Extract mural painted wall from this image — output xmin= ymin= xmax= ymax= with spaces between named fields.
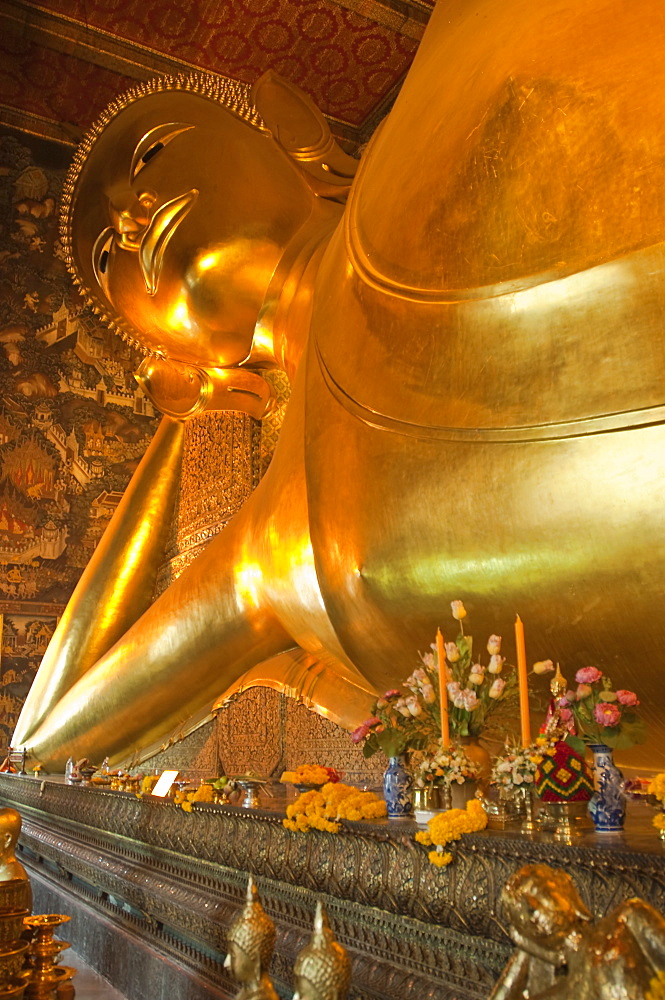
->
xmin=0 ymin=127 xmax=158 ymax=750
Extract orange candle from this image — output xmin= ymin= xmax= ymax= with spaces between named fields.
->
xmin=515 ymin=614 xmax=531 ymax=747
xmin=436 ymin=627 xmax=450 ymax=748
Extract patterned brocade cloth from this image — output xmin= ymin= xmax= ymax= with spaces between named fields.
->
xmin=535 ymin=740 xmax=594 ymax=802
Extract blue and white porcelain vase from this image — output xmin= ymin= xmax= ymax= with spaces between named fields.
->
xmin=588 ymin=742 xmax=626 ymax=832
xmin=383 ymin=756 xmax=413 ymax=817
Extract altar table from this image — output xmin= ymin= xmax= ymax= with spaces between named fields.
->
xmin=0 ymin=773 xmax=663 ymax=1000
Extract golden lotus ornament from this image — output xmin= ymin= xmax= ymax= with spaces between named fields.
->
xmin=12 ymin=0 xmax=665 ymax=769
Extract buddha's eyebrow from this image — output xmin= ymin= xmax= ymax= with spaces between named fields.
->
xmin=129 ymin=123 xmax=195 ymax=182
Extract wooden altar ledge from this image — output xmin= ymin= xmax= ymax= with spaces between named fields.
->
xmin=0 ymin=773 xmax=663 ymax=1000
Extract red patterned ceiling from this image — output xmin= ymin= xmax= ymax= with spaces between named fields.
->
xmin=0 ymin=35 xmax=135 ymax=130
xmin=0 ymin=0 xmax=431 ymax=143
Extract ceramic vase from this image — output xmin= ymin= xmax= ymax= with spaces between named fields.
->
xmin=588 ymin=742 xmax=625 ymax=832
xmin=383 ymin=756 xmax=413 ymax=817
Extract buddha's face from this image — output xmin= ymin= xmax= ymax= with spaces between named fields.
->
xmin=70 ymin=88 xmax=313 ymax=368
xmin=224 ymin=940 xmax=257 ymax=983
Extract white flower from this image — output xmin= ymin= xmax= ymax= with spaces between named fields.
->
xmin=513 ymin=772 xmax=524 ymax=785
xmin=405 ymin=695 xmax=422 ymax=717
xmin=447 ymin=681 xmax=461 ymax=699
xmin=445 ymin=642 xmax=460 ymax=663
xmin=487 ymin=634 xmax=502 ymax=655
xmin=450 ymin=600 xmax=467 ymax=620
xmin=395 ymin=699 xmax=411 ymax=717
xmin=488 ymin=654 xmax=505 ymax=674
xmin=460 ymin=688 xmax=479 ymax=711
xmin=421 ymin=683 xmax=436 ymax=704
xmin=489 ymin=677 xmax=506 ymax=699
xmin=421 ymin=652 xmax=435 ymax=669
xmin=533 ymin=659 xmax=555 ymax=675
xmin=468 ymin=664 xmax=485 ymax=685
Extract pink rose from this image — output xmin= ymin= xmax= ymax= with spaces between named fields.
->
xmin=383 ymin=689 xmax=401 ymax=699
xmin=576 ymin=684 xmax=592 ymax=700
xmin=575 ymin=666 xmax=602 ymax=684
xmin=351 ymin=724 xmax=369 ymax=744
xmin=557 ymin=696 xmax=571 ymax=708
xmin=594 ymin=702 xmax=621 ymax=727
xmin=616 ymin=689 xmax=640 ymax=707
xmin=559 ymin=707 xmax=573 ymax=722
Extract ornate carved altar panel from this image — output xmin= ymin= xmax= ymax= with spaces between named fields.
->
xmin=0 ymin=775 xmax=664 ymax=1000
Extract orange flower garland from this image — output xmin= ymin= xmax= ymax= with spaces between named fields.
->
xmin=283 ymin=782 xmax=386 ymax=833
xmin=415 ymin=799 xmax=487 ymax=867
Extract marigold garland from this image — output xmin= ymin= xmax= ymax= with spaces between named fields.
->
xmin=415 ymin=799 xmax=487 ymax=867
xmin=280 ymin=764 xmax=339 ymax=785
xmin=283 ymin=782 xmax=387 ymax=833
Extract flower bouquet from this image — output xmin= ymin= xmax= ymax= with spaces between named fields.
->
xmin=490 ymin=740 xmax=551 ymax=789
xmin=400 ymin=601 xmax=519 ymax=742
xmin=648 ymin=774 xmax=665 ymax=841
xmin=351 ymin=689 xmax=430 ymax=759
xmin=558 ymin=667 xmax=646 ymax=750
xmin=415 ymin=744 xmax=480 ymax=789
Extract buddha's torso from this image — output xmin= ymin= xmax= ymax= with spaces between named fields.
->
xmin=281 ymin=0 xmax=665 ymax=741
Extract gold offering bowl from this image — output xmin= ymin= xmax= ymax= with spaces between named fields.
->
xmin=0 ymin=909 xmax=29 ymax=945
xmin=0 ymin=974 xmax=31 ymax=1000
xmin=0 ymin=940 xmax=29 ymax=979
xmin=0 ymin=881 xmax=31 ymax=913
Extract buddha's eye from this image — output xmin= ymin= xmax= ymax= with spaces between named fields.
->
xmin=130 ymin=124 xmax=194 ymax=181
xmin=92 ymin=227 xmax=115 ymax=299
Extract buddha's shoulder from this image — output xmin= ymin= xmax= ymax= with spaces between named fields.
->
xmin=349 ymin=0 xmax=665 ymax=295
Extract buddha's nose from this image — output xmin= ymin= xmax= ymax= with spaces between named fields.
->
xmin=108 ymin=190 xmax=156 ymax=249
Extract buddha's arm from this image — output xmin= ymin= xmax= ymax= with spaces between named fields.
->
xmin=13 ymin=416 xmax=185 ymax=747
xmin=17 ymin=488 xmax=296 ymax=768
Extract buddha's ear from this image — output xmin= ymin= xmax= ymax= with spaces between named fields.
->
xmin=252 ymin=70 xmax=358 ymax=203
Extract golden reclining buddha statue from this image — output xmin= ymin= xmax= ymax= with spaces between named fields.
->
xmin=14 ymin=0 xmax=665 ymax=767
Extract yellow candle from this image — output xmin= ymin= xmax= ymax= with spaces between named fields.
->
xmin=515 ymin=614 xmax=531 ymax=747
xmin=436 ymin=627 xmax=450 ymax=748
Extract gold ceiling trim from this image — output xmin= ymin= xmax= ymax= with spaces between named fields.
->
xmin=329 ymin=0 xmax=429 ymax=41
xmin=0 ymin=104 xmax=79 ymax=146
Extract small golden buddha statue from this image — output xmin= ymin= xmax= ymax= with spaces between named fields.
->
xmin=490 ymin=863 xmax=665 ymax=1000
xmin=223 ymin=877 xmax=278 ymax=1000
xmin=292 ymin=902 xmax=350 ymax=1000
xmin=0 ymin=808 xmax=32 ymax=911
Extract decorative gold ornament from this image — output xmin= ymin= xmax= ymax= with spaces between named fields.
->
xmin=14 ymin=0 xmax=665 ymax=769
xmin=223 ymin=877 xmax=278 ymax=1000
xmin=293 ymin=901 xmax=351 ymax=1000
xmin=490 ymin=863 xmax=665 ymax=999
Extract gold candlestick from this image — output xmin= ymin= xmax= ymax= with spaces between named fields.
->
xmin=23 ymin=915 xmax=76 ymax=1000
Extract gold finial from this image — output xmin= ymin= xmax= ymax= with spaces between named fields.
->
xmin=550 ymin=663 xmax=568 ymax=699
xmin=293 ymin=901 xmax=351 ymax=1000
xmin=224 ymin=877 xmax=278 ymax=999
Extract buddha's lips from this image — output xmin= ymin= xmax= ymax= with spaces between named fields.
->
xmin=139 ymin=188 xmax=198 ymax=295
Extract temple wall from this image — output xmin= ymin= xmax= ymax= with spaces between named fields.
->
xmin=0 ymin=128 xmax=159 ymax=750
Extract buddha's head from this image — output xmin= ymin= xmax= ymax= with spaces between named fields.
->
xmin=293 ymin=902 xmax=351 ymax=1000
xmin=501 ymin=864 xmax=591 ymax=956
xmin=223 ymin=877 xmax=275 ymax=984
xmin=61 ymin=71 xmax=355 ymax=372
